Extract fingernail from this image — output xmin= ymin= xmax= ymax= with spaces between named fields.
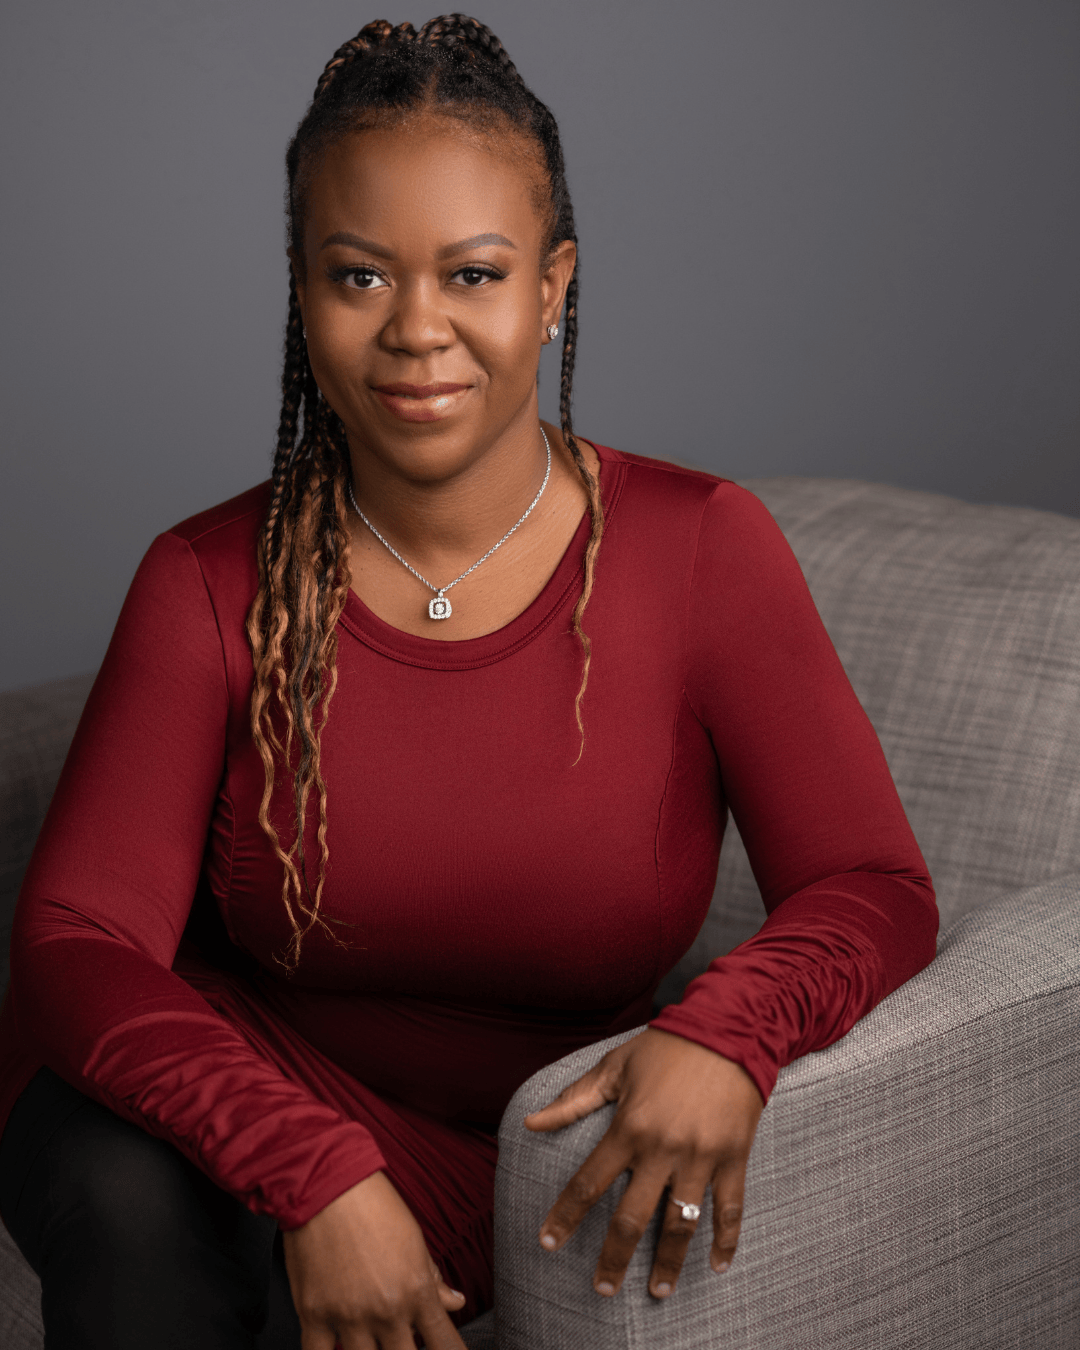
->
xmin=540 ymin=1233 xmax=557 ymax=1250
xmin=655 ymin=1282 xmax=672 ymax=1297
xmin=714 ymin=1260 xmax=730 ymax=1274
xmin=596 ymin=1281 xmax=615 ymax=1297
xmin=451 ymin=1290 xmax=464 ymax=1299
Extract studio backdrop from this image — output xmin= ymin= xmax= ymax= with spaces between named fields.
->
xmin=1 ymin=0 xmax=1078 ymax=690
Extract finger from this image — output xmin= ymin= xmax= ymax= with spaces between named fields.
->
xmin=592 ymin=1168 xmax=669 ymax=1297
xmin=313 ymin=1326 xmax=374 ymax=1350
xmin=298 ymin=1321 xmax=343 ymax=1350
xmin=710 ymin=1166 xmax=747 ymax=1274
xmin=415 ymin=1302 xmax=471 ymax=1350
xmin=649 ymin=1179 xmax=709 ymax=1299
xmin=426 ymin=1255 xmax=466 ymax=1313
xmin=538 ymin=1134 xmax=632 ymax=1252
xmin=370 ymin=1327 xmax=422 ymax=1350
xmin=333 ymin=1332 xmax=377 ymax=1350
xmin=435 ymin=1283 xmax=466 ymax=1312
xmin=523 ymin=1059 xmax=619 ymax=1133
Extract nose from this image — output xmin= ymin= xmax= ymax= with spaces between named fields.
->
xmin=379 ymin=278 xmax=455 ymax=357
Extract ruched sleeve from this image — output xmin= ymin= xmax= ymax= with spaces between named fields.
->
xmin=9 ymin=532 xmax=385 ymax=1228
xmin=650 ymin=483 xmax=938 ymax=1101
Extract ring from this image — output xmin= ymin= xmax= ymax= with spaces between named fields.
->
xmin=669 ymin=1196 xmax=701 ymax=1222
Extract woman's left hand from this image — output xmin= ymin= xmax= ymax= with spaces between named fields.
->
xmin=523 ymin=1027 xmax=764 ymax=1301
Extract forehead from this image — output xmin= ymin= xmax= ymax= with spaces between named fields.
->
xmin=303 ymin=116 xmax=548 ymax=255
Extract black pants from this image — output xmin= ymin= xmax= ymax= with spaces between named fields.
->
xmin=0 ymin=1067 xmax=302 ymax=1349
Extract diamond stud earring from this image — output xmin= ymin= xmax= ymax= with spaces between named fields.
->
xmin=546 ymin=324 xmax=559 ymax=341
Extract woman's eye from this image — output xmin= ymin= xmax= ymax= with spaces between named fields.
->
xmin=453 ymin=267 xmax=498 ymax=287
xmin=341 ymin=268 xmax=387 ymax=290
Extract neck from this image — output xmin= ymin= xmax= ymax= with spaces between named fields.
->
xmin=346 ymin=402 xmax=558 ymax=563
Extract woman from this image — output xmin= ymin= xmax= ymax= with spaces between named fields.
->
xmin=0 ymin=16 xmax=937 ymax=1350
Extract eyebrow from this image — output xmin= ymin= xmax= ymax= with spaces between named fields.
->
xmin=437 ymin=233 xmax=516 ymax=258
xmin=318 ymin=231 xmax=516 ymax=259
xmin=318 ymin=232 xmax=394 ymax=257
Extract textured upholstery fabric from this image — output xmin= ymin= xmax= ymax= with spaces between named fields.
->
xmin=495 ymin=875 xmax=1080 ymax=1349
xmin=0 ymin=1223 xmax=42 ymax=1350
xmin=461 ymin=1307 xmax=498 ymax=1348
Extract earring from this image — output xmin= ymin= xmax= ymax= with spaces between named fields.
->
xmin=302 ymin=327 xmax=307 ymax=341
xmin=546 ymin=324 xmax=559 ymax=341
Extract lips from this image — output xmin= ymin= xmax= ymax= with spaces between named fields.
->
xmin=375 ymin=382 xmax=470 ymax=398
xmin=372 ymin=382 xmax=472 ymax=423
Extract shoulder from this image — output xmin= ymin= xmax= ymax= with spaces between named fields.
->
xmin=590 ymin=441 xmax=776 ymax=539
xmin=594 ymin=442 xmax=724 ymax=497
xmin=163 ymin=481 xmax=271 ymax=556
xmin=120 ymin=484 xmax=269 ymax=674
xmin=149 ymin=481 xmax=270 ymax=605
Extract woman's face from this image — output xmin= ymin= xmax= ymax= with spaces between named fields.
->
xmin=294 ymin=114 xmax=575 ymax=486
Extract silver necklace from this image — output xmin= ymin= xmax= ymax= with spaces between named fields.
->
xmin=348 ymin=427 xmax=552 ymax=621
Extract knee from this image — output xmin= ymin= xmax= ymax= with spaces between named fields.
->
xmin=49 ymin=1100 xmax=277 ymax=1275
xmin=29 ymin=1101 xmax=277 ymax=1345
xmin=54 ymin=1106 xmax=206 ymax=1257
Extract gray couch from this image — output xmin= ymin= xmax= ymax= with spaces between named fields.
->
xmin=3 ymin=477 xmax=1079 ymax=1348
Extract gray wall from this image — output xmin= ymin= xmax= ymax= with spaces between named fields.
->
xmin=2 ymin=0 xmax=1077 ymax=692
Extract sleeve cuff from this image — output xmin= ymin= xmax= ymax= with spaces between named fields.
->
xmin=272 ymin=1125 xmax=388 ymax=1230
xmin=648 ymin=1006 xmax=779 ymax=1104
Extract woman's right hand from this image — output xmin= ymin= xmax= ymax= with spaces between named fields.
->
xmin=282 ymin=1170 xmax=469 ymax=1349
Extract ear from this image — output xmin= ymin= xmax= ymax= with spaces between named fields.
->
xmin=540 ymin=239 xmax=577 ymax=340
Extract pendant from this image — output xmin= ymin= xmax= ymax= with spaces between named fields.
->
xmin=428 ymin=593 xmax=452 ymax=621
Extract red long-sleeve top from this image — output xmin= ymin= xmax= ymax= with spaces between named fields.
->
xmin=0 ymin=445 xmax=937 ymax=1234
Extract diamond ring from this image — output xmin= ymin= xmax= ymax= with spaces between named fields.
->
xmin=669 ymin=1196 xmax=701 ymax=1222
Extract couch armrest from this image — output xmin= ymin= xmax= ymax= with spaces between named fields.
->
xmin=493 ymin=876 xmax=1080 ymax=1349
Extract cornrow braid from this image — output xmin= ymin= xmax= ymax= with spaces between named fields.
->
xmin=314 ymin=20 xmax=416 ymax=100
xmin=414 ymin=14 xmax=519 ymax=74
xmin=248 ymin=15 xmax=600 ymax=963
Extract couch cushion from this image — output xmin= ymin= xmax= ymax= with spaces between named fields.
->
xmin=0 ymin=1223 xmax=41 ymax=1350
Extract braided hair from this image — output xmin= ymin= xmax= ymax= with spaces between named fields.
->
xmin=246 ymin=16 xmax=602 ymax=966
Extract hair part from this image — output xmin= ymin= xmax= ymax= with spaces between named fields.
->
xmin=247 ymin=15 xmax=603 ymax=965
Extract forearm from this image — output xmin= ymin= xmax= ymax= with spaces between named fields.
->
xmin=650 ymin=871 xmax=937 ymax=1101
xmin=11 ymin=924 xmax=383 ymax=1228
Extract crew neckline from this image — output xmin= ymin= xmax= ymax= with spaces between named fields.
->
xmin=338 ymin=440 xmax=624 ymax=670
